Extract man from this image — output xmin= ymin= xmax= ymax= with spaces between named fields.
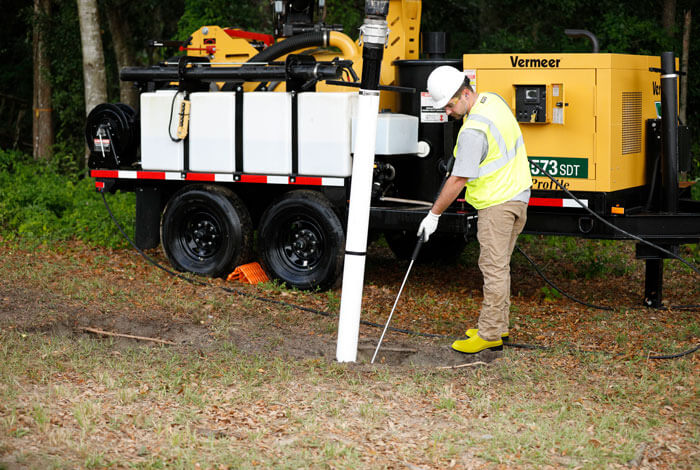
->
xmin=417 ymin=66 xmax=533 ymax=354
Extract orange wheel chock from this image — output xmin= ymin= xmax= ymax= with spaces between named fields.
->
xmin=227 ymin=262 xmax=269 ymax=285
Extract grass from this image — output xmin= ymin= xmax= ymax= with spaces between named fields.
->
xmin=0 ymin=329 xmax=697 ymax=468
xmin=0 ymin=191 xmax=698 ymax=468
xmin=517 ymin=235 xmax=637 ymax=279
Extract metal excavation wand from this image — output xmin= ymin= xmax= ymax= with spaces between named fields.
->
xmin=371 ymin=237 xmax=424 ymax=364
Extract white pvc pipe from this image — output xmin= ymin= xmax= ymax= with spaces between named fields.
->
xmin=336 ymin=89 xmax=381 ymax=362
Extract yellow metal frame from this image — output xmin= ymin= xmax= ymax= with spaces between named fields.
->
xmin=185 ymin=0 xmax=421 ymax=111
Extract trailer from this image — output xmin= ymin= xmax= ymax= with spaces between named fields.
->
xmin=87 ymin=0 xmax=699 ymax=305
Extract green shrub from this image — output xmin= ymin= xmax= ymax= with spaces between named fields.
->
xmin=0 ymin=148 xmax=31 ymax=172
xmin=691 ymin=178 xmax=700 ymax=202
xmin=0 ymin=148 xmax=134 ymax=248
xmin=518 ymin=235 xmax=631 ymax=279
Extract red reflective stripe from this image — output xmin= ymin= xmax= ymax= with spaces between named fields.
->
xmin=240 ymin=174 xmax=267 ymax=183
xmin=182 ymin=46 xmax=216 ymax=54
xmin=137 ymin=171 xmax=165 ymax=180
xmin=529 ymin=198 xmax=563 ymax=207
xmin=186 ymin=173 xmax=216 ymax=181
xmin=223 ymin=29 xmax=275 ymax=46
xmin=291 ymin=176 xmax=322 ymax=185
xmin=91 ymin=169 xmax=332 ymax=186
xmin=95 ymin=181 xmax=105 ymax=189
xmin=91 ymin=170 xmax=118 ymax=178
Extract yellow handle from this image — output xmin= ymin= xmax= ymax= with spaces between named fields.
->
xmin=176 ymin=99 xmax=191 ymax=140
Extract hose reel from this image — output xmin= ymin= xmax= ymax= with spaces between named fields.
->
xmin=85 ymin=103 xmax=139 ymax=169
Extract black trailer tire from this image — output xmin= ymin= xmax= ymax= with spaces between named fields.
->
xmin=161 ymin=185 xmax=253 ymax=277
xmin=258 ymin=190 xmax=345 ymax=290
xmin=384 ymin=230 xmax=466 ymax=264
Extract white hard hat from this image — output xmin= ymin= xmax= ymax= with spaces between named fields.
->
xmin=427 ymin=66 xmax=465 ymax=108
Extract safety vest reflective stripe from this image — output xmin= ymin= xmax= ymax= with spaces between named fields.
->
xmin=455 ymin=93 xmax=532 ymax=210
xmin=466 ymin=113 xmax=526 ymax=177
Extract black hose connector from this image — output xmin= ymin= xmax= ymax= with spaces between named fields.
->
xmin=564 ymin=29 xmax=600 ymax=53
xmin=423 ymin=32 xmax=447 ymax=59
xmin=361 ymin=44 xmax=384 ymax=91
xmin=365 ymin=0 xmax=389 ymax=17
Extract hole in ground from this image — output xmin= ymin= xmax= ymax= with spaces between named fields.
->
xmin=356 ymin=340 xmax=504 ymax=367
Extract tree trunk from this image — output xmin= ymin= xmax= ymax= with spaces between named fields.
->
xmin=77 ymin=0 xmax=107 ymax=165
xmin=105 ymin=6 xmax=138 ymax=109
xmin=679 ymin=9 xmax=690 ymax=125
xmin=662 ymin=0 xmax=676 ymax=36
xmin=32 ymin=0 xmax=54 ymax=160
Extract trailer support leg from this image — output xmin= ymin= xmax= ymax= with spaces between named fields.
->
xmin=643 ymin=258 xmax=663 ymax=308
xmin=135 ymin=186 xmax=161 ymax=250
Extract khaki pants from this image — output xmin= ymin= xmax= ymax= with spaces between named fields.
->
xmin=476 ymin=201 xmax=528 ymax=341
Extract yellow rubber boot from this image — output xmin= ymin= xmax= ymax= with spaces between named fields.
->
xmin=452 ymin=334 xmax=503 ymax=354
xmin=465 ymin=328 xmax=509 ymax=342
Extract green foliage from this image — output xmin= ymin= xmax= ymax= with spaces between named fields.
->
xmin=45 ymin=0 xmax=86 ymax=154
xmin=683 ymin=243 xmax=700 ymax=267
xmin=0 ymin=148 xmax=134 ymax=248
xmin=690 ymin=142 xmax=700 ymax=197
xmin=324 ymin=0 xmax=365 ymax=39
xmin=0 ymin=1 xmax=33 ymax=152
xmin=539 ymin=285 xmax=562 ymax=302
xmin=692 ymin=180 xmax=700 ymax=201
xmin=598 ymin=6 xmax=673 ymax=54
xmin=520 ymin=236 xmax=632 ymax=280
xmin=0 ymin=148 xmax=31 ymax=172
xmin=569 ymin=240 xmax=631 ymax=279
xmin=176 ymin=0 xmax=272 ymax=40
xmin=421 ymin=0 xmax=477 ymax=56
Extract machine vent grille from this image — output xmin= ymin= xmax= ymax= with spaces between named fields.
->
xmin=622 ymin=92 xmax=642 ymax=154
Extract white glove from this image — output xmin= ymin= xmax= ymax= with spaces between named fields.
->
xmin=417 ymin=211 xmax=441 ymax=242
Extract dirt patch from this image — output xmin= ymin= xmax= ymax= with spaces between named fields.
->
xmin=0 ymin=281 xmax=214 ymax=349
xmin=0 ymin=283 xmax=492 ymax=369
xmin=0 ymin=239 xmax=698 ymax=366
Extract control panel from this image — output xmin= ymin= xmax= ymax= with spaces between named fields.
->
xmin=515 ymin=85 xmax=546 ymax=123
xmin=514 ymin=83 xmax=565 ymax=125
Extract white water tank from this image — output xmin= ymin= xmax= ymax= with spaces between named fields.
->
xmin=189 ymin=92 xmax=236 ymax=173
xmin=140 ymin=90 xmax=184 ymax=171
xmin=352 ymin=112 xmax=419 ymax=155
xmin=298 ymin=92 xmax=356 ymax=177
xmin=139 ymin=90 xmax=417 ymax=177
xmin=243 ymin=92 xmax=293 ymax=175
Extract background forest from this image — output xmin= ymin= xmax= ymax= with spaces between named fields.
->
xmin=0 ymin=0 xmax=697 ymax=178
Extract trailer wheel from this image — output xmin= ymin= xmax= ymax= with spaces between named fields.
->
xmin=258 ymin=190 xmax=345 ymax=290
xmin=384 ymin=230 xmax=466 ymax=264
xmin=161 ymin=185 xmax=253 ymax=277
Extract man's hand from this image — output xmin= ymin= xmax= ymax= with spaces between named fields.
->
xmin=417 ymin=211 xmax=441 ymax=242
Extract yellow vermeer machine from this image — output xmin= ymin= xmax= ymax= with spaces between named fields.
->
xmin=467 ymin=53 xmax=665 ymax=194
xmin=87 ymin=0 xmax=698 ymax=305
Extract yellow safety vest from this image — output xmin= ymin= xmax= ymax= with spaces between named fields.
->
xmin=454 ymin=92 xmax=533 ymax=210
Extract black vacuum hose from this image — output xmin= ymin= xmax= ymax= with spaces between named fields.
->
xmin=245 ymin=31 xmax=330 ymax=91
xmin=247 ymin=31 xmax=328 ymax=64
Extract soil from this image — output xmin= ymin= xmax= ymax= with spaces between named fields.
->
xmin=0 ymin=258 xmax=488 ymax=369
xmin=0 ymin=238 xmax=697 ymax=366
